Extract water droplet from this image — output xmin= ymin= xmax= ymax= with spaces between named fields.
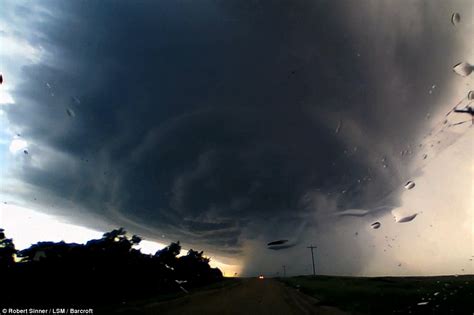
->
xmin=417 ymin=302 xmax=429 ymax=306
xmin=433 ymin=292 xmax=440 ymax=296
xmin=371 ymin=222 xmax=381 ymax=229
xmin=397 ymin=213 xmax=418 ymax=223
xmin=451 ymin=13 xmax=461 ymax=25
xmin=453 ymin=62 xmax=473 ymax=77
xmin=335 ymin=120 xmax=342 ymax=134
xmin=66 ymin=108 xmax=75 ymax=117
xmin=404 ymin=181 xmax=415 ymax=190
xmin=72 ymin=96 xmax=81 ymax=104
xmin=383 ymin=164 xmax=388 ymax=168
xmin=46 ymin=82 xmax=51 ymax=89
xmin=337 ymin=209 xmax=369 ymax=217
xmin=468 ymin=91 xmax=474 ymax=100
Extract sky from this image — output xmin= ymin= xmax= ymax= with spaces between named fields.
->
xmin=0 ymin=0 xmax=472 ymax=277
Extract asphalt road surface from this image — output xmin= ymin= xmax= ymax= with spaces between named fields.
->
xmin=122 ymin=278 xmax=348 ymax=315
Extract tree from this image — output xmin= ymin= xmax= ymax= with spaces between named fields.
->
xmin=1 ymin=228 xmax=223 ymax=305
xmin=155 ymin=241 xmax=181 ymax=268
xmin=0 ymin=228 xmax=16 ymax=270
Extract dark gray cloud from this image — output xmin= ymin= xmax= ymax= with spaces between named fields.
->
xmin=2 ymin=0 xmax=470 ymax=274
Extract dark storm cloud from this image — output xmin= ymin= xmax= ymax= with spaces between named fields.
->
xmin=3 ymin=0 xmax=468 ymax=272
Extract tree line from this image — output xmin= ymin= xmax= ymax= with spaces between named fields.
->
xmin=0 ymin=227 xmax=223 ymax=306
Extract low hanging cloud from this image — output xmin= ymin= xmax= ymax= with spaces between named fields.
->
xmin=0 ymin=0 xmax=472 ymax=275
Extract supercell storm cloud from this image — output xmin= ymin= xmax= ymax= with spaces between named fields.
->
xmin=0 ymin=0 xmax=472 ymax=275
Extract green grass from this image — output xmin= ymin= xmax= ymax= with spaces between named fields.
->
xmin=279 ymin=275 xmax=474 ymax=314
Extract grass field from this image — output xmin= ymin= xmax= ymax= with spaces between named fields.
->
xmin=279 ymin=275 xmax=474 ymax=314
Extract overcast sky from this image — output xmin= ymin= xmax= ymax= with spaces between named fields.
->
xmin=0 ymin=0 xmax=472 ymax=276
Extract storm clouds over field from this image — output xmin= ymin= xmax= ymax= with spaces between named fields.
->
xmin=1 ymin=0 xmax=472 ymax=275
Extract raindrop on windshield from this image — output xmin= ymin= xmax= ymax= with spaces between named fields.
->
xmin=397 ymin=213 xmax=418 ymax=223
xmin=337 ymin=209 xmax=369 ymax=217
xmin=404 ymin=181 xmax=415 ymax=190
xmin=452 ymin=62 xmax=473 ymax=77
xmin=335 ymin=120 xmax=342 ymax=134
xmin=72 ymin=96 xmax=81 ymax=104
xmin=66 ymin=108 xmax=75 ymax=117
xmin=468 ymin=91 xmax=474 ymax=100
xmin=371 ymin=222 xmax=381 ymax=229
xmin=451 ymin=13 xmax=461 ymax=25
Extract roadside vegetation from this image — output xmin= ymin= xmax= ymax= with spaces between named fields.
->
xmin=280 ymin=275 xmax=474 ymax=314
xmin=0 ymin=227 xmax=223 ymax=307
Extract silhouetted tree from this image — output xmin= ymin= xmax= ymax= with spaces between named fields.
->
xmin=0 ymin=228 xmax=16 ymax=270
xmin=175 ymin=249 xmax=222 ymax=285
xmin=155 ymin=241 xmax=181 ymax=269
xmin=1 ymin=228 xmax=223 ymax=306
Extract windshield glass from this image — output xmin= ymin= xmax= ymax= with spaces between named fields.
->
xmin=0 ymin=0 xmax=472 ymax=313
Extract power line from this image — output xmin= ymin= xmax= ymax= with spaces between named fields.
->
xmin=307 ymin=245 xmax=317 ymax=276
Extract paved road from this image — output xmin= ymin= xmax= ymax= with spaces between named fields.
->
xmin=123 ymin=279 xmax=348 ymax=315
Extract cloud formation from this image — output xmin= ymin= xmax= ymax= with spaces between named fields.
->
xmin=1 ymin=0 xmax=472 ymax=275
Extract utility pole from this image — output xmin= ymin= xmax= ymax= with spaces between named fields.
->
xmin=307 ymin=245 xmax=317 ymax=276
xmin=282 ymin=265 xmax=286 ymax=277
